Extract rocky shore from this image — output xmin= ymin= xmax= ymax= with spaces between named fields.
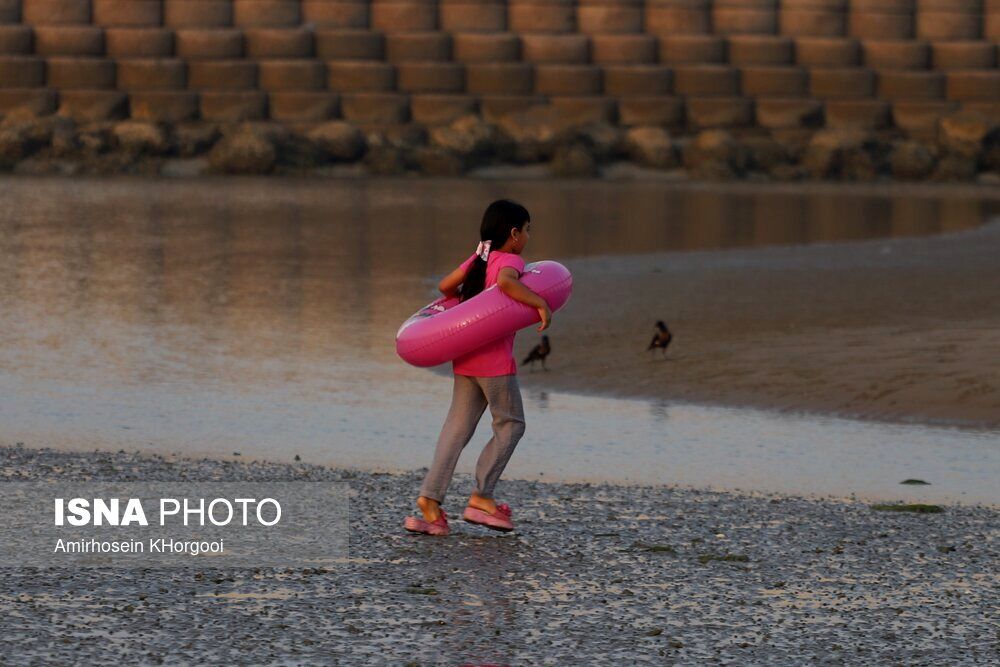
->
xmin=2 ymin=105 xmax=1000 ymax=182
xmin=0 ymin=444 xmax=996 ymax=665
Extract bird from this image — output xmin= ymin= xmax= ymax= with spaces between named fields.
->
xmin=647 ymin=321 xmax=672 ymax=358
xmin=521 ymin=335 xmax=551 ymax=371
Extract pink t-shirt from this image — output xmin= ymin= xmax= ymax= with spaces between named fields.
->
xmin=452 ymin=249 xmax=526 ymax=377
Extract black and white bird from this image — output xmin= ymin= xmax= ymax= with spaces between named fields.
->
xmin=522 ymin=335 xmax=551 ymax=371
xmin=647 ymin=321 xmax=672 ymax=358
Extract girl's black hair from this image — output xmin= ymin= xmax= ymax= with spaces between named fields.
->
xmin=459 ymin=199 xmax=531 ymax=302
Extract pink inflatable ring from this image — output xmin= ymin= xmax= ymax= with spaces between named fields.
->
xmin=396 ymin=260 xmax=573 ymax=368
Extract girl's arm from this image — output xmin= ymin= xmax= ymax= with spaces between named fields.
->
xmin=438 ymin=263 xmax=470 ymax=298
xmin=497 ymin=267 xmax=552 ymax=331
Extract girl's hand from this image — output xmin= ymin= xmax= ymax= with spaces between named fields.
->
xmin=496 ymin=268 xmax=552 ymax=330
xmin=537 ymin=303 xmax=552 ymax=331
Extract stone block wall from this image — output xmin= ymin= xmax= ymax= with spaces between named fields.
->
xmin=0 ymin=0 xmax=997 ymax=133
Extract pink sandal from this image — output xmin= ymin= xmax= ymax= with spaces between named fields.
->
xmin=463 ymin=502 xmax=514 ymax=532
xmin=404 ymin=509 xmax=450 ymax=536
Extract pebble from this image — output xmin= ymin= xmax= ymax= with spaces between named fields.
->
xmin=0 ymin=445 xmax=995 ymax=665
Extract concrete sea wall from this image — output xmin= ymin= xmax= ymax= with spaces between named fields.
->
xmin=2 ymin=0 xmax=999 ymax=129
xmin=0 ymin=1 xmax=998 ymax=177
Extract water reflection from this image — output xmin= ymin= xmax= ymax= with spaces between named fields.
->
xmin=527 ymin=388 xmax=550 ymax=412
xmin=648 ymin=400 xmax=670 ymax=423
xmin=2 ymin=178 xmax=995 ymax=384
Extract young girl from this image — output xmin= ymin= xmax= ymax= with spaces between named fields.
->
xmin=404 ymin=199 xmax=552 ymax=537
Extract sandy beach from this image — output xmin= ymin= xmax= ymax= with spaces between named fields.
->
xmin=1 ymin=445 xmax=996 ymax=666
xmin=521 ymin=214 xmax=1000 ymax=429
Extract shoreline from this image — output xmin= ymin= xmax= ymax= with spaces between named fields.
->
xmin=4 ymin=159 xmax=1000 ymax=190
xmin=7 ymin=437 xmax=994 ymax=508
xmin=507 ymin=220 xmax=1000 ymax=430
xmin=3 ymin=109 xmax=1000 ymax=184
xmin=515 ymin=364 xmax=1000 ymax=433
xmin=12 ymin=388 xmax=999 ymax=504
xmin=0 ymin=444 xmax=864 ymax=501
xmin=7 ymin=166 xmax=1000 ymax=197
xmin=435 ymin=363 xmax=999 ymax=434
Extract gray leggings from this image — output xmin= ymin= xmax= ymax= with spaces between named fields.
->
xmin=419 ymin=373 xmax=526 ymax=503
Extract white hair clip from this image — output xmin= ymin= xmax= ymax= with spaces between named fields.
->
xmin=475 ymin=239 xmax=492 ymax=261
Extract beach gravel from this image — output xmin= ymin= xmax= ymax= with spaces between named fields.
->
xmin=0 ymin=445 xmax=996 ymax=666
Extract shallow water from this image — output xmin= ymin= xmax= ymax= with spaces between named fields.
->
xmin=1 ymin=178 xmax=998 ymax=504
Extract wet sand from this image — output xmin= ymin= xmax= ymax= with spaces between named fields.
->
xmin=524 ymin=218 xmax=1000 ymax=429
xmin=1 ymin=445 xmax=996 ymax=665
